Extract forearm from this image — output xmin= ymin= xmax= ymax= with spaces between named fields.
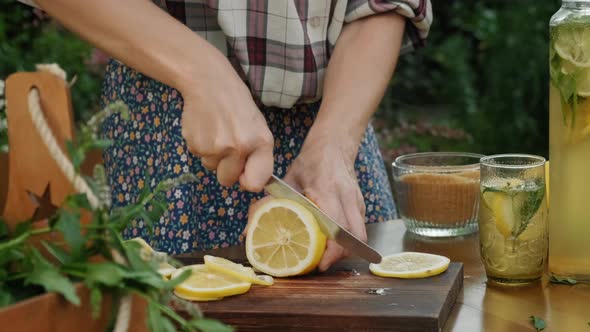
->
xmin=310 ymin=12 xmax=405 ymax=158
xmin=34 ymin=0 xmax=238 ymax=95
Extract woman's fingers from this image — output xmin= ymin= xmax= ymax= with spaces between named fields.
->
xmin=239 ymin=140 xmax=274 ymax=192
xmin=200 ymin=155 xmax=221 ymax=171
xmin=341 ymin=189 xmax=367 ymax=243
xmin=216 ymin=153 xmax=246 ymax=187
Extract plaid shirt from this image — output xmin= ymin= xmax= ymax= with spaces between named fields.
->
xmin=21 ymin=0 xmax=432 ymax=108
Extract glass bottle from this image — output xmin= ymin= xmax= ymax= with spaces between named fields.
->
xmin=549 ymin=0 xmax=590 ymax=281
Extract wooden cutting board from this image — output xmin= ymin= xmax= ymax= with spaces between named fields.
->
xmin=175 ymin=247 xmax=463 ymax=332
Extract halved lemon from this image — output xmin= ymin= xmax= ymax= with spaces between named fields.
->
xmin=204 ymin=255 xmax=274 ymax=286
xmin=245 ymin=198 xmax=326 ymax=277
xmin=369 ymin=252 xmax=450 ymax=278
xmin=172 ymin=264 xmax=251 ymax=300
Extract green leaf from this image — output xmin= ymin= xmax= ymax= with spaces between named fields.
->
xmin=66 ymin=140 xmax=85 ymax=171
xmin=25 ymin=250 xmax=80 ymax=306
xmin=0 ymin=218 xmax=9 ymax=240
xmin=188 ymin=318 xmax=234 ymax=332
xmin=549 ymin=275 xmax=577 ymax=285
xmin=15 ymin=221 xmax=32 ymax=237
xmin=529 ymin=315 xmax=546 ymax=331
xmin=146 ymin=301 xmax=164 ymax=332
xmin=161 ymin=317 xmax=176 ymax=332
xmin=86 ymin=262 xmax=124 ymax=287
xmin=41 ymin=241 xmax=71 ymax=265
xmin=65 ymin=193 xmax=92 ymax=211
xmin=89 ymin=286 xmax=103 ymax=319
xmin=54 ymin=210 xmax=85 ymax=256
xmin=165 ymin=269 xmax=191 ymax=290
xmin=0 ymin=286 xmax=14 ymax=307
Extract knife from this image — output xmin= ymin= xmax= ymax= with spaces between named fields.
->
xmin=264 ymin=175 xmax=382 ymax=264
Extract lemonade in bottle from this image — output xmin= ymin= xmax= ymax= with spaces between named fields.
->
xmin=549 ymin=0 xmax=590 ymax=281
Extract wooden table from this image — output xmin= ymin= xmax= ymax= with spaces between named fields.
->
xmin=366 ymin=220 xmax=590 ymax=332
xmin=182 ymin=220 xmax=590 ymax=331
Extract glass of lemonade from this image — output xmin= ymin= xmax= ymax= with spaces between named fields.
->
xmin=478 ymin=154 xmax=547 ymax=286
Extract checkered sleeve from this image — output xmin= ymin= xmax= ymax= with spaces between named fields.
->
xmin=344 ymin=0 xmax=433 ymax=54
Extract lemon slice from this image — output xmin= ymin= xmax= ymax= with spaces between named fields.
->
xmin=369 ymin=252 xmax=450 ymax=278
xmin=554 ymin=26 xmax=590 ymax=67
xmin=245 ymin=198 xmax=326 ymax=277
xmin=172 ymin=292 xmax=222 ymax=302
xmin=204 ymin=255 xmax=274 ymax=286
xmin=482 ymin=190 xmax=515 ymax=238
xmin=157 ymin=262 xmax=176 ymax=279
xmin=172 ymin=264 xmax=251 ymax=300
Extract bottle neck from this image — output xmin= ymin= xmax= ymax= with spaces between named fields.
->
xmin=563 ymin=1 xmax=590 ymax=9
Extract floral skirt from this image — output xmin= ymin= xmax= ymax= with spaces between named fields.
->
xmin=101 ymin=59 xmax=397 ymax=254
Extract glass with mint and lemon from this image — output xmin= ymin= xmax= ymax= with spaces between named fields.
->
xmin=478 ymin=155 xmax=547 ymax=286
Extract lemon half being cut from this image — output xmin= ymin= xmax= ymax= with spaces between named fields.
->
xmin=245 ymin=198 xmax=326 ymax=277
xmin=172 ymin=264 xmax=251 ymax=300
xmin=369 ymin=252 xmax=450 ymax=278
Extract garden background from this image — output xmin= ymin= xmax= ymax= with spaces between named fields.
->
xmin=0 ymin=0 xmax=560 ymax=163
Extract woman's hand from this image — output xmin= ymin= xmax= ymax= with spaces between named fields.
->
xmin=283 ymin=132 xmax=366 ymax=272
xmin=179 ymin=61 xmax=274 ymax=192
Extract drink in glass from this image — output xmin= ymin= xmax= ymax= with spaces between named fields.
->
xmin=478 ymin=154 xmax=547 ymax=286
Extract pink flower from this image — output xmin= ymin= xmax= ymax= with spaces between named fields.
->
xmin=117 ymin=150 xmax=123 ymax=158
xmin=131 ymin=86 xmax=136 ymax=95
xmin=136 ymin=93 xmax=144 ymax=102
xmin=176 ymin=201 xmax=185 ymax=209
xmin=150 ymin=103 xmax=156 ymax=112
xmin=168 ymin=231 xmax=174 ymax=239
xmin=135 ymin=167 xmax=140 ymax=174
xmin=149 ymin=167 xmax=154 ymax=175
xmin=201 ymin=224 xmax=207 ymax=230
xmin=208 ymin=231 xmax=215 ymax=240
xmin=172 ymin=90 xmax=178 ymax=98
xmin=285 ymin=126 xmax=291 ymax=135
xmin=126 ymin=157 xmax=131 ymax=165
xmin=163 ymin=103 xmax=168 ymax=111
xmin=144 ymin=134 xmax=151 ymax=142
xmin=136 ymin=114 xmax=142 ymax=121
xmin=204 ymin=178 xmax=210 ymax=185
xmin=231 ymin=191 xmax=238 ymax=199
xmin=132 ymin=228 xmax=138 ymax=236
xmin=237 ymin=212 xmax=243 ymax=219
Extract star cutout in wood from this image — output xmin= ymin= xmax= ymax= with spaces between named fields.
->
xmin=27 ymin=183 xmax=58 ymax=221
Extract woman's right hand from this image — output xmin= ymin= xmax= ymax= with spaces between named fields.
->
xmin=178 ymin=63 xmax=274 ymax=192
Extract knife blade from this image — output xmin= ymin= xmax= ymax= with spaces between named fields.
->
xmin=264 ymin=175 xmax=382 ymax=264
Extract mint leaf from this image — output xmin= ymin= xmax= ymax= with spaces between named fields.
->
xmin=165 ymin=269 xmax=191 ymax=289
xmin=86 ymin=262 xmax=124 ymax=287
xmin=530 ymin=316 xmax=546 ymax=331
xmin=54 ymin=210 xmax=85 ymax=256
xmin=89 ymin=286 xmax=102 ymax=319
xmin=189 ymin=318 xmax=234 ymax=332
xmin=41 ymin=241 xmax=71 ymax=265
xmin=25 ymin=250 xmax=80 ymax=305
xmin=147 ymin=301 xmax=164 ymax=332
xmin=550 ymin=275 xmax=577 ymax=285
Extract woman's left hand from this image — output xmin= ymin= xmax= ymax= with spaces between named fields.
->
xmin=282 ymin=132 xmax=366 ymax=272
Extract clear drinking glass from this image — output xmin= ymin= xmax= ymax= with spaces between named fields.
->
xmin=478 ymin=154 xmax=548 ymax=286
xmin=392 ymin=152 xmax=483 ymax=237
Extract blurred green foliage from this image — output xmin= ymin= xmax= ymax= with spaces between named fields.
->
xmin=0 ymin=1 xmax=103 ymax=150
xmin=378 ymin=0 xmax=561 ymax=158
